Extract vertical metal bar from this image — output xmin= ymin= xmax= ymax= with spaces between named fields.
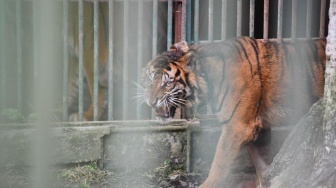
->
xmin=306 ymin=0 xmax=312 ymax=39
xmin=174 ymin=2 xmax=182 ymax=43
xmin=186 ymin=129 xmax=191 ymax=172
xmin=319 ymin=0 xmax=326 ymax=38
xmin=33 ymin=0 xmax=40 ymax=109
xmin=208 ymin=0 xmax=213 ymax=42
xmin=221 ymin=0 xmax=227 ymax=40
xmin=167 ymin=0 xmax=172 ymax=50
xmin=277 ymin=0 xmax=283 ymax=41
xmin=186 ymin=0 xmax=191 ymax=44
xmin=237 ymin=0 xmax=242 ymax=37
xmin=93 ymin=0 xmax=99 ymax=121
xmin=108 ymin=0 xmax=114 ymax=120
xmin=291 ymin=0 xmax=297 ymax=40
xmin=0 ymin=0 xmax=6 ymax=111
xmin=78 ymin=0 xmax=84 ymax=121
xmin=32 ymin=1 xmax=58 ymax=186
xmin=249 ymin=0 xmax=255 ymax=38
xmin=63 ymin=0 xmax=69 ymax=121
xmin=263 ymin=0 xmax=269 ymax=40
xmin=153 ymin=0 xmax=159 ymax=119
xmin=194 ymin=0 xmax=199 ymax=43
xmin=137 ymin=0 xmax=143 ymax=119
xmin=181 ymin=0 xmax=186 ymax=42
xmin=153 ymin=0 xmax=158 ymax=54
xmin=122 ymin=0 xmax=129 ymax=120
xmin=16 ymin=0 xmax=23 ymax=112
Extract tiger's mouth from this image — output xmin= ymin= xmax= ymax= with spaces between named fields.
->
xmin=155 ymin=104 xmax=177 ymax=119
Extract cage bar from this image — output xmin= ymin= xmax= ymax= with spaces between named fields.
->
xmin=208 ymin=0 xmax=213 ymax=42
xmin=137 ymin=0 xmax=144 ymax=119
xmin=167 ymin=0 xmax=172 ymax=49
xmin=320 ymin=0 xmax=326 ymax=38
xmin=181 ymin=0 xmax=187 ymax=42
xmin=152 ymin=0 xmax=159 ymax=119
xmin=306 ymin=0 xmax=312 ymax=39
xmin=186 ymin=0 xmax=191 ymax=43
xmin=122 ymin=0 xmax=129 ymax=120
xmin=0 ymin=0 xmax=6 ymax=110
xmin=263 ymin=0 xmax=269 ymax=40
xmin=33 ymin=0 xmax=40 ymax=110
xmin=93 ymin=0 xmax=99 ymax=121
xmin=78 ymin=0 xmax=84 ymax=121
xmin=194 ymin=0 xmax=199 ymax=43
xmin=221 ymin=0 xmax=227 ymax=40
xmin=152 ymin=0 xmax=158 ymax=54
xmin=173 ymin=2 xmax=182 ymax=43
xmin=63 ymin=0 xmax=69 ymax=121
xmin=237 ymin=0 xmax=242 ymax=37
xmin=153 ymin=0 xmax=158 ymax=54
xmin=249 ymin=0 xmax=255 ymax=38
xmin=291 ymin=0 xmax=297 ymax=40
xmin=16 ymin=0 xmax=23 ymax=112
xmin=108 ymin=0 xmax=114 ymax=120
xmin=277 ymin=0 xmax=283 ymax=41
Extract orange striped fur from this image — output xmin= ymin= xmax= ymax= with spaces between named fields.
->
xmin=143 ymin=36 xmax=326 ymax=187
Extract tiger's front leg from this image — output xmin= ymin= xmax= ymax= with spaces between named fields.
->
xmin=200 ymin=117 xmax=262 ymax=188
xmin=200 ymin=69 xmax=265 ymax=187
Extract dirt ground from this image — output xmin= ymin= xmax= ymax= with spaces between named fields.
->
xmin=0 ymin=162 xmax=206 ymax=188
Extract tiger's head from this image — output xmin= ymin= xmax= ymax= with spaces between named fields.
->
xmin=139 ymin=41 xmax=206 ymax=121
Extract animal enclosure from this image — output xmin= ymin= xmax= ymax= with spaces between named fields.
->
xmin=0 ymin=0 xmax=330 ymax=123
xmin=0 ymin=0 xmax=331 ymax=187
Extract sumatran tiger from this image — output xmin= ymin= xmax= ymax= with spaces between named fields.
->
xmin=66 ymin=2 xmax=167 ymax=121
xmin=140 ymin=36 xmax=326 ymax=187
xmin=67 ymin=2 xmax=109 ymax=121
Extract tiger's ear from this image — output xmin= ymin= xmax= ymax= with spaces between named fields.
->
xmin=163 ymin=41 xmax=189 ymax=62
xmin=170 ymin=41 xmax=189 ymax=53
xmin=170 ymin=41 xmax=189 ymax=57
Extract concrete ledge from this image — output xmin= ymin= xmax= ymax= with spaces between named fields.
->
xmin=0 ymin=125 xmax=110 ymax=166
xmin=0 ymin=120 xmax=292 ymax=178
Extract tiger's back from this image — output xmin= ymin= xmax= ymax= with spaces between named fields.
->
xmin=187 ymin=37 xmax=326 ymax=128
xmin=258 ymin=38 xmax=325 ymax=127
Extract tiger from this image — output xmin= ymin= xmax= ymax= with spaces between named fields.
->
xmin=66 ymin=1 xmax=109 ymax=121
xmin=140 ymin=36 xmax=326 ymax=187
xmin=66 ymin=2 xmax=168 ymax=121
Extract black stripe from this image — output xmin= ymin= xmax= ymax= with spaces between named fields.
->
xmin=251 ymin=38 xmax=259 ymax=51
xmin=216 ymin=59 xmax=226 ymax=102
xmin=175 ymin=68 xmax=181 ymax=77
xmin=221 ymin=100 xmax=241 ymax=124
xmin=249 ymin=38 xmax=261 ymax=74
xmin=236 ymin=39 xmax=253 ymax=76
xmin=217 ymin=84 xmax=230 ymax=113
xmin=170 ymin=62 xmax=177 ymax=66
